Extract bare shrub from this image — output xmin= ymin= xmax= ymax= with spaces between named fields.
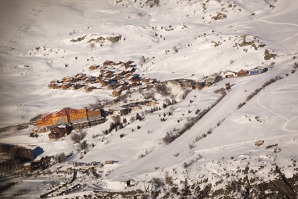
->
xmin=188 ymin=143 xmax=195 ymax=149
xmin=71 ymin=130 xmax=86 ymax=143
xmin=214 ymin=88 xmax=226 ymax=95
xmin=111 ymin=115 xmax=121 ymax=123
xmin=246 ymin=76 xmax=283 ymax=101
xmin=164 ymin=173 xmax=173 ymax=186
xmin=79 ymin=140 xmax=88 ymax=151
xmin=238 ymin=102 xmax=246 ymax=109
xmin=55 ymin=152 xmax=66 ymax=163
xmin=155 ymin=84 xmax=170 ymax=96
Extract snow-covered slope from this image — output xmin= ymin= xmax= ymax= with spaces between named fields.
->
xmin=0 ymin=0 xmax=297 ymax=198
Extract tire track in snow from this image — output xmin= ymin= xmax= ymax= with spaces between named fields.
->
xmin=256 ymin=95 xmax=288 ymax=121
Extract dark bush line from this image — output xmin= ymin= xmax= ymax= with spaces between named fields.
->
xmin=238 ymin=76 xmax=283 ymax=109
xmin=291 ymin=62 xmax=297 ymax=74
xmin=163 ymin=92 xmax=226 ymax=145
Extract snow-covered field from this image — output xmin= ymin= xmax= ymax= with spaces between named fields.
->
xmin=0 ymin=0 xmax=297 ymax=198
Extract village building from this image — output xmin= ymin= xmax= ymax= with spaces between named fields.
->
xmin=104 ymin=160 xmax=114 ymax=164
xmin=255 ymin=66 xmax=268 ymax=73
xmin=223 ymin=71 xmax=237 ymax=78
xmin=62 ymin=76 xmax=71 ymax=82
xmin=249 ymin=68 xmax=261 ymax=75
xmin=35 ymin=107 xmax=102 ymax=130
xmin=109 ymin=107 xmax=131 ymax=116
xmin=48 ymin=125 xmax=72 ymax=140
xmin=73 ymin=84 xmax=83 ymax=90
xmin=125 ymin=73 xmax=133 ymax=79
xmin=112 ymin=90 xmax=122 ymax=97
xmin=61 ymin=83 xmax=71 ymax=90
xmin=237 ymin=69 xmax=248 ymax=77
xmin=146 ymin=101 xmax=157 ymax=106
xmin=118 ymin=85 xmax=130 ymax=91
xmin=84 ymin=86 xmax=93 ymax=92
xmin=89 ymin=65 xmax=99 ymax=70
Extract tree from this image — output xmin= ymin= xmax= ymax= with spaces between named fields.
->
xmin=136 ymin=113 xmax=143 ymax=121
xmin=80 ymin=140 xmax=88 ymax=151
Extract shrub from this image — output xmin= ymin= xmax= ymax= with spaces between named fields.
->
xmin=136 ymin=113 xmax=143 ymax=121
xmin=79 ymin=140 xmax=88 ymax=151
xmin=155 ymin=84 xmax=170 ymax=96
xmin=55 ymin=152 xmax=66 ymax=163
xmin=238 ymin=102 xmax=246 ymax=109
xmin=71 ymin=130 xmax=86 ymax=143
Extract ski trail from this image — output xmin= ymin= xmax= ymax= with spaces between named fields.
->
xmin=255 ymin=18 xmax=298 ymax=28
xmin=283 ymin=116 xmax=298 ymax=133
xmin=257 ymin=95 xmax=288 ymax=121
xmin=271 ymin=84 xmax=298 ymax=94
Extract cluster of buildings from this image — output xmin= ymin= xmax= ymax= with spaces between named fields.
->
xmin=222 ymin=66 xmax=268 ymax=78
xmin=48 ymin=60 xmax=157 ymax=96
xmin=196 ymin=66 xmax=269 ymax=90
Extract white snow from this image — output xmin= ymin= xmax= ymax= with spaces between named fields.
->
xmin=0 ymin=0 xmax=297 ymax=198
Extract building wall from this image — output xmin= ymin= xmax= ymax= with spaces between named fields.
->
xmin=87 ymin=109 xmax=101 ymax=121
xmin=36 ymin=108 xmax=101 ymax=128
xmin=69 ymin=108 xmax=88 ymax=123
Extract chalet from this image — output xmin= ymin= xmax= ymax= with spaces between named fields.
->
xmin=109 ymin=107 xmax=131 ymax=116
xmin=95 ymin=77 xmax=101 ymax=83
xmin=142 ymin=78 xmax=150 ymax=83
xmin=62 ymin=76 xmax=71 ymax=82
xmin=129 ymin=82 xmax=139 ymax=88
xmin=255 ymin=66 xmax=268 ymax=73
xmin=130 ymin=77 xmax=141 ymax=83
xmin=111 ymin=75 xmax=121 ymax=81
xmin=112 ymin=90 xmax=122 ymax=97
xmin=49 ymin=125 xmax=72 ymax=140
xmin=89 ymin=65 xmax=99 ymax=70
xmin=223 ymin=71 xmax=237 ymax=78
xmin=84 ymin=77 xmax=93 ymax=84
xmin=125 ymin=73 xmax=133 ymax=79
xmin=237 ymin=69 xmax=248 ymax=77
xmin=146 ymin=101 xmax=157 ymax=106
xmin=84 ymin=86 xmax=93 ymax=92
xmin=32 ymin=156 xmax=50 ymax=169
xmin=75 ymin=73 xmax=87 ymax=80
xmin=61 ymin=83 xmax=71 ymax=90
xmin=73 ymin=84 xmax=83 ymax=90
xmin=249 ymin=68 xmax=261 ymax=75
xmin=103 ymin=60 xmax=114 ymax=66
xmin=105 ymin=160 xmax=114 ymax=164
xmin=118 ymin=85 xmax=129 ymax=91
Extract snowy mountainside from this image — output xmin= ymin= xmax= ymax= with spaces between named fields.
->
xmin=0 ymin=0 xmax=297 ymax=198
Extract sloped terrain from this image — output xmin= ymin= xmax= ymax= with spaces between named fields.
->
xmin=0 ymin=0 xmax=297 ymax=198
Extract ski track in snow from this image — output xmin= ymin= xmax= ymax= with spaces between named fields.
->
xmin=257 ymin=95 xmax=288 ymax=121
xmin=257 ymin=84 xmax=298 ymax=133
